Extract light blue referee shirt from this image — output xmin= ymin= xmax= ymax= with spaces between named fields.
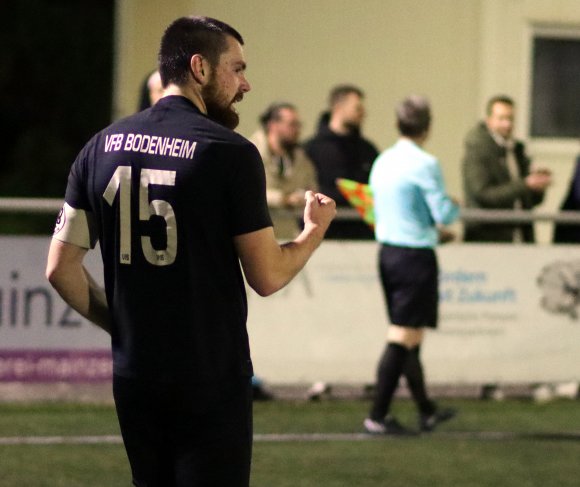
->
xmin=369 ymin=138 xmax=459 ymax=248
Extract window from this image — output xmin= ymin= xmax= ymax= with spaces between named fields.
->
xmin=531 ymin=35 xmax=580 ymax=138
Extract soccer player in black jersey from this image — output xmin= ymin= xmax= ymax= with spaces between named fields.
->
xmin=46 ymin=16 xmax=335 ymax=487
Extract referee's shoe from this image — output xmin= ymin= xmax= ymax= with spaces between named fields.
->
xmin=419 ymin=407 xmax=457 ymax=432
xmin=363 ymin=416 xmax=416 ymax=436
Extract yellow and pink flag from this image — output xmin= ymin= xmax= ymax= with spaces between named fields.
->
xmin=335 ymin=178 xmax=375 ymax=229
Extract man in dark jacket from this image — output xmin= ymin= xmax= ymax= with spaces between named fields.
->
xmin=462 ymin=95 xmax=551 ymax=242
xmin=553 ymin=154 xmax=580 ymax=243
xmin=305 ymin=85 xmax=378 ymax=239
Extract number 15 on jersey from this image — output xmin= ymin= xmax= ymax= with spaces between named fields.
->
xmin=103 ymin=165 xmax=177 ymax=267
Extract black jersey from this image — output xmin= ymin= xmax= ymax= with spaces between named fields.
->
xmin=60 ymin=96 xmax=272 ymax=382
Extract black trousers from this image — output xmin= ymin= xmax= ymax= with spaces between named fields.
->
xmin=113 ymin=374 xmax=253 ymax=487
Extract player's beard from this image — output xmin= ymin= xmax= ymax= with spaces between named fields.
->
xmin=202 ymin=76 xmax=241 ymax=130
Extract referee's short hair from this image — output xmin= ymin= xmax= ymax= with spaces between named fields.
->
xmin=259 ymin=102 xmax=296 ymax=130
xmin=396 ymin=95 xmax=431 ymax=137
xmin=159 ymin=16 xmax=244 ymax=88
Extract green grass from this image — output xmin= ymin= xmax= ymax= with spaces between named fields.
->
xmin=0 ymin=403 xmax=119 ymax=436
xmin=253 ymin=398 xmax=580 ymax=434
xmin=0 ymin=399 xmax=579 ymax=486
xmin=0 ymin=444 xmax=129 ymax=487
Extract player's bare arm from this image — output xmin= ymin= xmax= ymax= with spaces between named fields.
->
xmin=46 ymin=239 xmax=111 ymax=333
xmin=235 ymin=190 xmax=336 ymax=296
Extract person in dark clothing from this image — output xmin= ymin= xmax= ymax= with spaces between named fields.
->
xmin=137 ymin=70 xmax=164 ymax=111
xmin=554 ymin=154 xmax=580 ymax=243
xmin=304 ymin=85 xmax=378 ymax=239
xmin=46 ymin=16 xmax=336 ymax=487
xmin=462 ymin=95 xmax=551 ymax=242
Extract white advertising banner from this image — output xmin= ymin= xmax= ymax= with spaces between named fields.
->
xmin=0 ymin=237 xmax=109 ymax=382
xmin=432 ymin=244 xmax=580 ymax=384
xmin=247 ymin=241 xmax=580 ymax=384
xmin=1 ymin=237 xmax=579 ymax=384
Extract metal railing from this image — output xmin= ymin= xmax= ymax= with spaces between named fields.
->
xmin=0 ymin=198 xmax=63 ymax=214
xmin=271 ymin=205 xmax=580 ymax=225
xmin=2 ymin=197 xmax=580 ymax=224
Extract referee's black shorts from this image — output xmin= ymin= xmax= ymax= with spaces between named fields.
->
xmin=378 ymin=243 xmax=439 ymax=328
xmin=113 ymin=374 xmax=253 ymax=487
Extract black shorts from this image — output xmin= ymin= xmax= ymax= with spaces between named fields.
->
xmin=379 ymin=244 xmax=438 ymax=328
xmin=113 ymin=374 xmax=253 ymax=487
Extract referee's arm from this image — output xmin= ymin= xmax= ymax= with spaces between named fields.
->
xmin=235 ymin=191 xmax=335 ymax=297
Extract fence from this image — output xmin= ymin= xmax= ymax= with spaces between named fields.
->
xmin=1 ymin=199 xmax=580 ymax=386
xmin=2 ymin=197 xmax=580 ymax=225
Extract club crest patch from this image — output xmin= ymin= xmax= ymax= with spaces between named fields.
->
xmin=53 ymin=206 xmax=66 ymax=235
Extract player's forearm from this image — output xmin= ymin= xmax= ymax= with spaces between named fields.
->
xmin=265 ymin=200 xmax=333 ymax=294
xmin=47 ymin=263 xmax=111 ymax=334
xmin=237 ymin=224 xmax=325 ymax=297
xmin=286 ymin=221 xmax=326 ymax=255
xmin=275 ymin=222 xmax=326 ymax=282
xmin=237 ymin=192 xmax=335 ymax=296
xmin=83 ymin=268 xmax=112 ymax=333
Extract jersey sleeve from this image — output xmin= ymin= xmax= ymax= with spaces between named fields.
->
xmin=228 ymin=142 xmax=273 ymax=236
xmin=420 ymin=159 xmax=460 ymax=226
xmin=52 ymin=145 xmax=99 ymax=249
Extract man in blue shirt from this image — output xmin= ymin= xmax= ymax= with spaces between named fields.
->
xmin=365 ymin=95 xmax=459 ymax=435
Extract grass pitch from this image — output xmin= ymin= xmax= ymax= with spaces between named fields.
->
xmin=0 ymin=398 xmax=579 ymax=486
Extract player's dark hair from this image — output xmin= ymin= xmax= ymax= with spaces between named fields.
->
xmin=158 ymin=16 xmax=244 ymax=87
xmin=486 ymin=94 xmax=514 ymax=116
xmin=328 ymin=84 xmax=364 ymax=109
xmin=259 ymin=102 xmax=296 ymax=130
xmin=396 ymin=95 xmax=431 ymax=137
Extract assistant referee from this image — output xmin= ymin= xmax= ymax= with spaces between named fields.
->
xmin=364 ymin=95 xmax=459 ymax=436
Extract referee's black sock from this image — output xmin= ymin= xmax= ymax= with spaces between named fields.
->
xmin=369 ymin=342 xmax=409 ymax=421
xmin=404 ymin=346 xmax=436 ymax=416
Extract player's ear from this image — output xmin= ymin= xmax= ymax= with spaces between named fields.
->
xmin=190 ymin=54 xmax=208 ymax=85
